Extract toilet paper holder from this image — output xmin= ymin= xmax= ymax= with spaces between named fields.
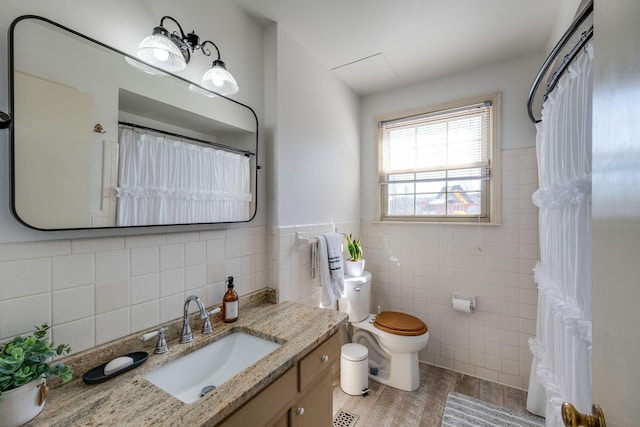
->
xmin=452 ymin=295 xmax=476 ymax=312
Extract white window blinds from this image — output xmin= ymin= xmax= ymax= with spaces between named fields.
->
xmin=378 ymin=97 xmax=498 ymax=221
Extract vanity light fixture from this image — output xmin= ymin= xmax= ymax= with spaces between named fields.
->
xmin=135 ymin=16 xmax=191 ymax=73
xmin=132 ymin=16 xmax=239 ymax=95
xmin=193 ymin=50 xmax=239 ymax=96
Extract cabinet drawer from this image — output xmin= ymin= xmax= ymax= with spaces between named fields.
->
xmin=298 ymin=332 xmax=340 ymax=391
xmin=219 ymin=367 xmax=296 ymax=427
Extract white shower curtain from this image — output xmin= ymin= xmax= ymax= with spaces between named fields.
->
xmin=526 ymin=44 xmax=593 ymax=426
xmin=116 ymin=128 xmax=252 ymax=226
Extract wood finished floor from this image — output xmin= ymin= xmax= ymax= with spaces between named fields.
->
xmin=332 ymin=363 xmax=541 ymax=427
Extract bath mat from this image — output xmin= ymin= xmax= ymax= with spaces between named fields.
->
xmin=333 ymin=408 xmax=359 ymax=427
xmin=442 ymin=392 xmax=545 ymax=427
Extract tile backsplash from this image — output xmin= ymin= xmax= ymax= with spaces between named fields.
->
xmin=0 ymin=227 xmax=268 ymax=354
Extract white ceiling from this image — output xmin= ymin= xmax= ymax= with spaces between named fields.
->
xmin=233 ymin=0 xmax=565 ymax=95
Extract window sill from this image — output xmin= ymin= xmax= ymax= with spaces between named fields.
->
xmin=372 ymin=219 xmax=501 ymax=227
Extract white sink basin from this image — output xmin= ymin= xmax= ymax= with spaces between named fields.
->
xmin=144 ymin=332 xmax=281 ymax=404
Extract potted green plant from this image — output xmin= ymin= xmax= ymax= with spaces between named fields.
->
xmin=0 ymin=324 xmax=72 ymax=427
xmin=345 ymin=233 xmax=365 ymax=276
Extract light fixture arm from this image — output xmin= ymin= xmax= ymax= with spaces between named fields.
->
xmin=159 ymin=16 xmax=188 ymax=42
xmin=199 ymin=40 xmax=221 ymax=60
xmin=158 ymin=16 xmax=213 ymax=56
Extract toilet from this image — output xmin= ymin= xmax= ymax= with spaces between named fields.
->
xmin=338 ymin=271 xmax=429 ymax=392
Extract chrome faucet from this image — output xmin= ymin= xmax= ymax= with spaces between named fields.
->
xmin=180 ymin=295 xmax=214 ymax=343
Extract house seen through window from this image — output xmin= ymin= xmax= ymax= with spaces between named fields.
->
xmin=378 ymin=93 xmax=501 ymax=223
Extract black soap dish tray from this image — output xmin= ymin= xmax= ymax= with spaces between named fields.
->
xmin=82 ymin=352 xmax=149 ymax=385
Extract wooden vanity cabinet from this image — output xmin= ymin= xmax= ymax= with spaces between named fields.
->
xmin=289 ymin=373 xmax=333 ymax=427
xmin=268 ymin=413 xmax=289 ymax=427
xmin=219 ymin=331 xmax=342 ymax=427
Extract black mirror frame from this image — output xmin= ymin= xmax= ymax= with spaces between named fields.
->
xmin=8 ymin=15 xmax=259 ymax=231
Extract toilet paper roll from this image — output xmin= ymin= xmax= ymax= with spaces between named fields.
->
xmin=452 ymin=297 xmax=473 ymax=313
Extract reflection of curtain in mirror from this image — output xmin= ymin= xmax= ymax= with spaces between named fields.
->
xmin=115 ymin=128 xmax=252 ymax=226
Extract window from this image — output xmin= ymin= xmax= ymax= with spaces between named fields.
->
xmin=378 ymin=93 xmax=500 ymax=223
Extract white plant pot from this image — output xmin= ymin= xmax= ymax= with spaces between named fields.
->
xmin=345 ymin=259 xmax=365 ymax=277
xmin=0 ymin=378 xmax=46 ymax=427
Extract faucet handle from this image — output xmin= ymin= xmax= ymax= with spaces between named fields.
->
xmin=140 ymin=330 xmax=159 ymax=342
xmin=202 ymin=308 xmax=220 ymax=335
xmin=201 ymin=307 xmax=220 ymax=335
xmin=141 ymin=327 xmax=169 ymax=354
xmin=154 ymin=328 xmax=169 ymax=354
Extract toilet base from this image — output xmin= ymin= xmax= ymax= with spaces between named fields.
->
xmin=352 ymin=326 xmax=425 ymax=392
xmin=367 ymin=351 xmax=420 ymax=392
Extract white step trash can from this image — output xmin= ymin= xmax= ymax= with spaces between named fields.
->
xmin=340 ymin=343 xmax=369 ymax=396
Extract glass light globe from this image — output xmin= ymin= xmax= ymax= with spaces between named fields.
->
xmin=152 ymin=48 xmax=170 ymax=62
xmin=136 ymin=31 xmax=186 ymax=73
xmin=200 ymin=60 xmax=239 ymax=96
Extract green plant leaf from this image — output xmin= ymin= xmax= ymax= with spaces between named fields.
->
xmin=0 ymin=323 xmax=73 ymax=399
xmin=346 ymin=233 xmax=363 ymax=261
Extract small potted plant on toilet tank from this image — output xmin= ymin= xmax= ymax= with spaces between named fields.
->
xmin=345 ymin=233 xmax=365 ymax=276
xmin=0 ymin=324 xmax=72 ymax=427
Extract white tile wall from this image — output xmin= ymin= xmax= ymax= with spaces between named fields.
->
xmin=0 ymin=226 xmax=268 ymax=355
xmin=269 ymin=221 xmax=361 ymax=307
xmin=360 ymin=147 xmax=538 ymax=390
xmin=271 ymin=147 xmax=538 ymax=390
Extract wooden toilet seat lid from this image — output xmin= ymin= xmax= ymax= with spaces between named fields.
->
xmin=373 ymin=311 xmax=428 ymax=336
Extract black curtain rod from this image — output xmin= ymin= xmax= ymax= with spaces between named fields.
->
xmin=118 ymin=121 xmax=255 ymax=157
xmin=527 ymin=0 xmax=593 ymax=124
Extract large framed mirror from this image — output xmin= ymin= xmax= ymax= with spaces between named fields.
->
xmin=9 ymin=15 xmax=258 ymax=230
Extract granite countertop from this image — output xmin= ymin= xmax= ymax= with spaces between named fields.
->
xmin=27 ymin=292 xmax=348 ymax=427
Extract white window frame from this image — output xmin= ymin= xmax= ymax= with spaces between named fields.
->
xmin=376 ymin=93 xmax=501 ymax=224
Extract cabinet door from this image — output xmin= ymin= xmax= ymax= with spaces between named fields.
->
xmin=291 ymin=374 xmax=332 ymax=427
xmin=219 ymin=367 xmax=296 ymax=427
xmin=268 ymin=411 xmax=289 ymax=427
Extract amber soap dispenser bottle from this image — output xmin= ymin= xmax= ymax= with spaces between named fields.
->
xmin=222 ymin=276 xmax=239 ymax=323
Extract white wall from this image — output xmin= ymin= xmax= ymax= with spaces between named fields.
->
xmin=0 ymin=0 xmax=363 ymax=353
xmin=0 ymin=1 xmax=269 ymax=352
xmin=0 ymin=0 xmax=266 ymax=242
xmin=362 ymin=147 xmax=538 ymax=390
xmin=1 ymin=0 xmax=547 ymax=392
xmin=267 ymin=24 xmax=361 ymax=226
xmin=361 ymin=52 xmax=543 ymax=220
xmin=545 ymin=0 xmax=584 ymax=52
xmin=264 ymin=24 xmax=361 ymax=306
xmin=357 ymin=52 xmax=544 ymax=389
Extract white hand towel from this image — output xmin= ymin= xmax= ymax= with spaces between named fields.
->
xmin=316 ymin=233 xmax=345 ymax=307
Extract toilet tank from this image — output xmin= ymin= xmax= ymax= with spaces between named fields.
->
xmin=338 ymin=271 xmax=372 ymax=322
